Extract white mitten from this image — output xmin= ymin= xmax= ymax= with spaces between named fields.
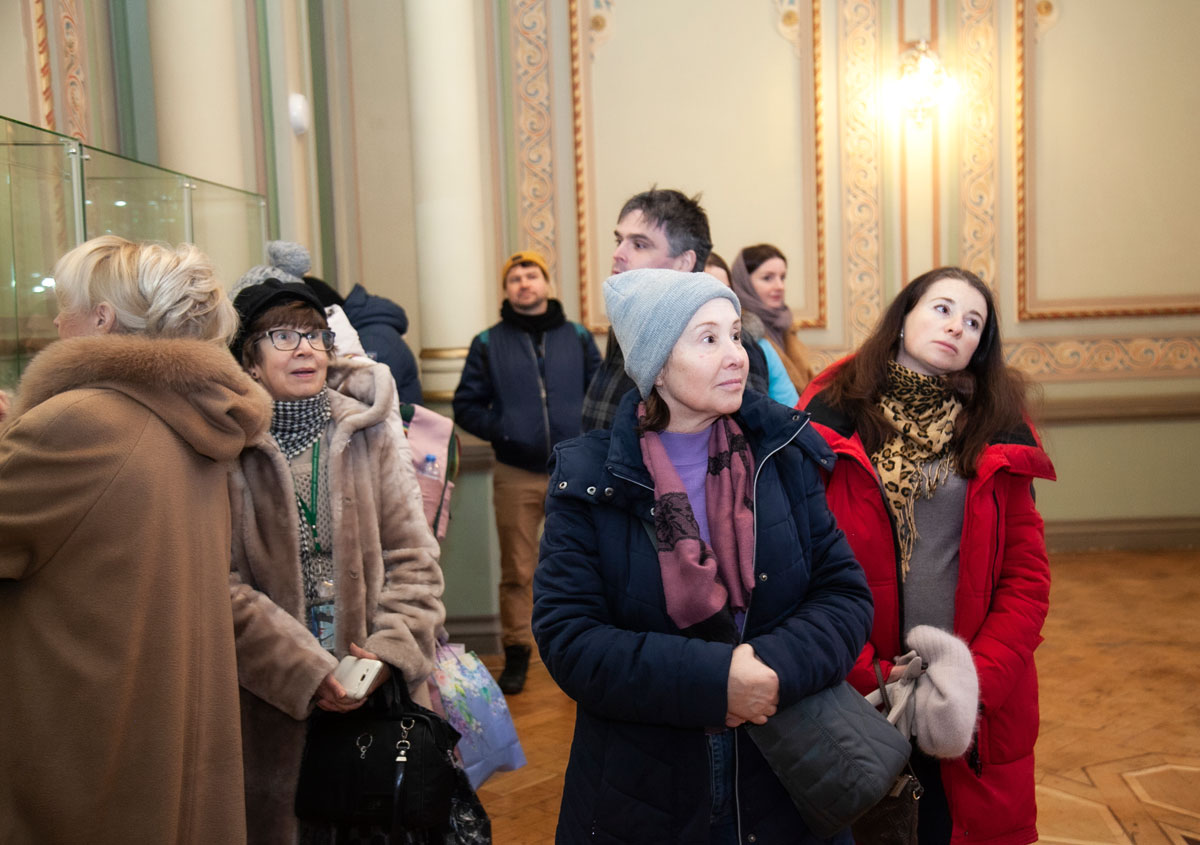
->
xmin=906 ymin=625 xmax=979 ymax=758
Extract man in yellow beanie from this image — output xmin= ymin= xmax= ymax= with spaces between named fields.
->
xmin=453 ymin=250 xmax=601 ymax=692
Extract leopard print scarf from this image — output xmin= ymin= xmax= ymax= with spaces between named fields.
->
xmin=871 ymin=361 xmax=963 ymax=580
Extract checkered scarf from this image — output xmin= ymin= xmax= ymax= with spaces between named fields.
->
xmin=269 ymin=390 xmax=332 ymax=458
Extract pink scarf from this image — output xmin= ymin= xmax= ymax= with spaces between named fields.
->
xmin=638 ymin=410 xmax=757 ymax=639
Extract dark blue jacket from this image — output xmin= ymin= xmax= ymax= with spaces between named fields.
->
xmin=342 ymin=284 xmax=423 ymax=406
xmin=532 ymin=389 xmax=873 ymax=844
xmin=452 ymin=302 xmax=601 ymax=473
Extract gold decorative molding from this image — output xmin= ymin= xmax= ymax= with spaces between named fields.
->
xmin=1015 ymin=0 xmax=1200 ymax=320
xmin=57 ymin=0 xmax=88 ymax=142
xmin=959 ymin=0 xmax=997 ymax=283
xmin=567 ymin=0 xmax=593 ymax=327
xmin=510 ymin=1 xmax=557 ymax=276
xmin=33 ymin=0 xmax=55 ymax=130
xmin=839 ymin=0 xmax=884 ymax=348
xmin=419 ymin=347 xmax=470 ymax=360
xmin=1005 ymin=336 xmax=1200 ymax=381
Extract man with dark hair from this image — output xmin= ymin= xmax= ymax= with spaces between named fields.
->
xmin=453 ymin=250 xmax=601 ymax=693
xmin=581 ymin=187 xmax=767 ymax=430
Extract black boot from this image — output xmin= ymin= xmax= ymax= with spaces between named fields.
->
xmin=498 ymin=644 xmax=531 ymax=695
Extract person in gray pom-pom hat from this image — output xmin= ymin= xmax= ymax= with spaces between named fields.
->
xmin=531 ymin=267 xmax=873 ymax=843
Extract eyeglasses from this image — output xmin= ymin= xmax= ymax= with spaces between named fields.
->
xmin=260 ymin=328 xmax=336 ymax=352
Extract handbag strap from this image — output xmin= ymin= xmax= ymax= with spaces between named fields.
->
xmin=387 ymin=670 xmax=413 ymax=842
xmin=872 ymin=657 xmax=892 ymax=712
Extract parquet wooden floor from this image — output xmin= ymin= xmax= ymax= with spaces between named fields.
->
xmin=475 ymin=548 xmax=1200 ymax=844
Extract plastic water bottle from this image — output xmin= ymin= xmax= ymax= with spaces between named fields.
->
xmin=419 ymin=453 xmax=440 ymax=480
xmin=309 ymin=578 xmax=336 ymax=652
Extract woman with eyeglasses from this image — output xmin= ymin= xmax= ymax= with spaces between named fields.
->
xmin=226 ymin=278 xmax=445 ymax=843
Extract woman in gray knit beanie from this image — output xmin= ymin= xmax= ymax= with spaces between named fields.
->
xmin=531 ymin=267 xmax=873 ymax=843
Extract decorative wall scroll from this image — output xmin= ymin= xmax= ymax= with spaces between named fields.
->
xmin=958 ymin=0 xmax=997 ymax=284
xmin=839 ymin=0 xmax=884 ymax=348
xmin=1005 ymin=336 xmax=1200 ymax=380
xmin=57 ymin=0 xmax=88 ymax=143
xmin=586 ymin=0 xmax=614 ymax=57
xmin=510 ymin=0 xmax=558 ymax=277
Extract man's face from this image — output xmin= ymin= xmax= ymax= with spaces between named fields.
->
xmin=611 ymin=210 xmax=695 ymax=274
xmin=504 ymin=263 xmax=551 ymax=315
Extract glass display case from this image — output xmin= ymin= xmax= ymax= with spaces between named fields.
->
xmin=1 ymin=115 xmax=267 ymax=388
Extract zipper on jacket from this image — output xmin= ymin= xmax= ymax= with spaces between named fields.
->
xmin=524 ymin=333 xmax=554 ymax=459
xmin=733 ymin=414 xmax=809 ymax=838
xmin=989 ymin=488 xmax=1002 ymax=591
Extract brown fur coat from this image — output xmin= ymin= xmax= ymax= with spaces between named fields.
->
xmin=228 ymin=357 xmax=444 ymax=844
xmin=0 ymin=336 xmax=271 ymax=844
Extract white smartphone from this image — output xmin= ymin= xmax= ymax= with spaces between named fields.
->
xmin=332 ymin=656 xmax=384 ymax=700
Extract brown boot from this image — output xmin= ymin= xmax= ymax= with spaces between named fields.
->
xmin=498 ymin=644 xmax=531 ymax=694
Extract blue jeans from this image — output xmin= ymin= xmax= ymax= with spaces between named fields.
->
xmin=708 ymin=731 xmax=738 ymax=844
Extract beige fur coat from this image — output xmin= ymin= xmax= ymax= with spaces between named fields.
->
xmin=228 ymin=357 xmax=444 ymax=844
xmin=0 ymin=336 xmax=271 ymax=844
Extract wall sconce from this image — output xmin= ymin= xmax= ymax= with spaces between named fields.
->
xmin=896 ymin=40 xmax=959 ymax=125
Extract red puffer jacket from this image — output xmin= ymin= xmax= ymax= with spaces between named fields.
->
xmin=799 ymin=362 xmax=1055 ymax=845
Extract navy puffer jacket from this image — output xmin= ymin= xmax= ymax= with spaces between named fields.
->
xmin=533 ymin=389 xmax=873 ymax=844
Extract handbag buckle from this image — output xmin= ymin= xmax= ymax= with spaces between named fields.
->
xmin=356 ymin=733 xmax=374 ymax=760
xmin=395 ymin=739 xmax=411 ymax=763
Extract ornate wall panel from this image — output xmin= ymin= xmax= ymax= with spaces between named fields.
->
xmin=1003 ymin=0 xmax=1199 ymax=381
xmin=958 ymin=0 xmax=997 ymax=283
xmin=838 ymin=0 xmax=883 ymax=349
xmin=1016 ymin=0 xmax=1200 ymax=320
xmin=509 ymin=0 xmax=557 ymax=276
xmin=569 ymin=0 xmax=827 ymax=333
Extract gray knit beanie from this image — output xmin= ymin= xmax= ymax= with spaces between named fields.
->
xmin=232 ymin=240 xmax=312 ymax=297
xmin=603 ymin=269 xmax=741 ymax=399
xmin=906 ymin=625 xmax=980 ymax=758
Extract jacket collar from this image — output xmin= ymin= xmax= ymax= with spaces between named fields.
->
xmin=8 ymin=335 xmax=271 ymax=461
xmin=805 ymin=380 xmax=1055 ymax=484
xmin=602 ymin=387 xmax=822 ymax=493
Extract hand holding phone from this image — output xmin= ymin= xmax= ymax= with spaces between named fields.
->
xmin=332 ymin=655 xmax=384 ymax=700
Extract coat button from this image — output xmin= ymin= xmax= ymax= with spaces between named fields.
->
xmin=791 ymin=413 xmax=800 ymax=421
xmin=649 ymin=507 xmax=655 ymax=516
xmin=586 ymin=486 xmax=597 ymax=495
xmin=558 ymin=481 xmax=568 ymax=489
xmin=604 ymin=487 xmax=614 ymax=497
xmin=759 ymin=573 xmax=768 ymax=582
xmin=747 ymin=835 xmax=757 ymax=843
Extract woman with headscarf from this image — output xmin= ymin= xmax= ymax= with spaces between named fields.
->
xmin=731 ymin=244 xmax=814 ymax=404
xmin=0 ymin=235 xmax=269 ymax=843
xmin=226 ymin=279 xmax=446 ymax=843
xmin=533 ymin=268 xmax=873 ymax=844
xmin=799 ymin=266 xmax=1055 ymax=844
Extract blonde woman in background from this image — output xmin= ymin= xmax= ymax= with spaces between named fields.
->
xmin=0 ymin=235 xmax=270 ymax=844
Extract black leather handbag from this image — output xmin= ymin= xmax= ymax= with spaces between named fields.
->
xmin=295 ymin=670 xmax=461 ymax=836
xmin=850 ymin=660 xmax=923 ymax=844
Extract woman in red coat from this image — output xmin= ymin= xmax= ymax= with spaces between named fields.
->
xmin=799 ymin=267 xmax=1054 ymax=845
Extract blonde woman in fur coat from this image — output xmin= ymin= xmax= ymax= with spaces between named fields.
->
xmin=0 ymin=236 xmax=270 ymax=844
xmin=227 ymin=279 xmax=445 ymax=844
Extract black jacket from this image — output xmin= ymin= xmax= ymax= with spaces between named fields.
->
xmin=533 ymin=389 xmax=872 ymax=843
xmin=453 ymin=300 xmax=601 ymax=473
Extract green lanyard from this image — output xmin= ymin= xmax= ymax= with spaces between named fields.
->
xmin=296 ymin=439 xmax=322 ymax=554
